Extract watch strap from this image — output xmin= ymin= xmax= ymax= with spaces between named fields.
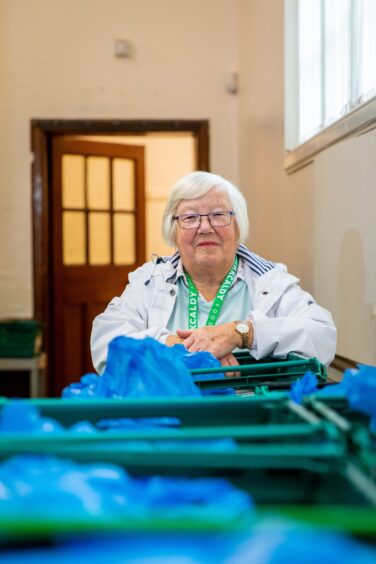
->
xmin=235 ymin=321 xmax=250 ymax=348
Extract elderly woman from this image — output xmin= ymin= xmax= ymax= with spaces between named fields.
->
xmin=91 ymin=171 xmax=336 ymax=375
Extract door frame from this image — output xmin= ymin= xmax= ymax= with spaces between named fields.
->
xmin=31 ymin=119 xmax=209 ymax=394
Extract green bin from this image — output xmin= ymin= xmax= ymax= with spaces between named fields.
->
xmin=0 ymin=319 xmax=42 ymax=358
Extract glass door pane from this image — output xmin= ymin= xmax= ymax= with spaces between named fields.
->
xmin=62 ymin=155 xmax=85 ymax=209
xmin=89 ymin=212 xmax=111 ymax=265
xmin=63 ymin=211 xmax=86 ymax=265
xmin=113 ymin=158 xmax=135 ymax=211
xmin=87 ymin=157 xmax=110 ymax=210
xmin=113 ymin=213 xmax=135 ymax=265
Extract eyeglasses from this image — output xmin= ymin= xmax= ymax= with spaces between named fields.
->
xmin=173 ymin=211 xmax=235 ymax=229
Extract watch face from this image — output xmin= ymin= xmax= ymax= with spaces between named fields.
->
xmin=236 ymin=322 xmax=249 ymax=333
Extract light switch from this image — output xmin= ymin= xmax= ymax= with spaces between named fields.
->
xmin=225 ymin=71 xmax=238 ymax=94
xmin=114 ymin=39 xmax=132 ymax=58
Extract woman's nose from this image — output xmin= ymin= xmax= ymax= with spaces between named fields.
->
xmin=197 ymin=215 xmax=214 ymax=232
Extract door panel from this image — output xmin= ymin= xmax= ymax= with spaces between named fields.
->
xmin=51 ymin=137 xmax=145 ymax=393
xmin=63 ymin=304 xmax=84 ymax=381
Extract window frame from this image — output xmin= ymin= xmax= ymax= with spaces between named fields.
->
xmin=284 ymin=0 xmax=376 ymax=173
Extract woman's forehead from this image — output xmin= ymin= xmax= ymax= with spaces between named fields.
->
xmin=177 ymin=187 xmax=230 ymax=211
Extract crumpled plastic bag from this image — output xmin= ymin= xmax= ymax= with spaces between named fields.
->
xmin=61 ymin=337 xmax=236 ymax=446
xmin=173 ymin=345 xmax=234 ymax=396
xmin=226 ymin=520 xmax=376 ymax=564
xmin=63 ymin=336 xmax=201 ymax=399
xmin=174 ymin=345 xmax=224 ymax=374
xmin=0 ymin=401 xmax=179 ymax=435
xmin=0 ymin=401 xmax=67 ymax=434
xmin=289 ymin=364 xmax=376 ymax=432
xmin=2 ymin=518 xmax=376 ymax=564
xmin=63 ymin=336 xmax=234 ymax=399
xmin=289 ymin=372 xmax=318 ymax=404
xmin=0 ymin=455 xmax=253 ymax=526
xmin=0 ymin=401 xmax=236 ymax=452
xmin=317 ymin=364 xmax=376 ymax=431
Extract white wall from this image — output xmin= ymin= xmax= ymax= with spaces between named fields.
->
xmin=237 ymin=0 xmax=376 ymax=364
xmin=312 ymin=131 xmax=376 ymax=363
xmin=0 ymin=0 xmax=238 ymax=317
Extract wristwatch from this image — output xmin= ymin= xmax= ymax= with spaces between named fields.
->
xmin=234 ymin=321 xmax=250 ymax=348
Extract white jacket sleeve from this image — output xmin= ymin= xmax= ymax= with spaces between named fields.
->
xmin=90 ymin=265 xmax=172 ymax=375
xmin=250 ymin=284 xmax=336 ymax=366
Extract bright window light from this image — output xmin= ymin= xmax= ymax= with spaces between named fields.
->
xmin=358 ymin=0 xmax=376 ymax=102
xmin=298 ymin=0 xmax=322 ymax=142
xmin=286 ymin=0 xmax=376 ymax=152
xmin=324 ymin=0 xmax=350 ymax=126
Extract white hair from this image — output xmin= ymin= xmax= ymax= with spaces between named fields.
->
xmin=162 ymin=171 xmax=249 ymax=247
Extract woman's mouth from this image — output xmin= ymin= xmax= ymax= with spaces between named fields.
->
xmin=196 ymin=241 xmax=219 ymax=247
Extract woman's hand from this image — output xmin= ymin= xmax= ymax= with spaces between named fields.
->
xmin=177 ymin=322 xmax=240 ymax=358
xmin=165 ymin=334 xmax=184 ymax=347
xmin=167 ymin=333 xmax=239 ymax=375
xmin=219 ymin=352 xmax=240 ymax=378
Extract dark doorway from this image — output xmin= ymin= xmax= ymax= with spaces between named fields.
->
xmin=31 ymin=119 xmax=209 ymax=396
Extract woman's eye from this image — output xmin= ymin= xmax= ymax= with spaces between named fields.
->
xmin=183 ymin=215 xmax=198 ymax=222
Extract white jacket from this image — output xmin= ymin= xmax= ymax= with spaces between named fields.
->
xmin=91 ymin=245 xmax=336 ymax=374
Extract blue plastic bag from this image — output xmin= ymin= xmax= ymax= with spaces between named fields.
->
xmin=289 ymin=372 xmax=319 ymax=404
xmin=0 ymin=400 xmax=180 ymax=434
xmin=2 ymin=520 xmax=376 ymax=564
xmin=60 ymin=337 xmax=235 ymax=444
xmin=63 ymin=336 xmax=201 ymax=399
xmin=173 ymin=345 xmax=234 ymax=395
xmin=63 ymin=337 xmax=235 ymax=399
xmin=0 ymin=455 xmax=252 ymax=526
xmin=0 ymin=401 xmax=66 ymax=434
xmin=0 ymin=400 xmax=236 ymax=452
xmin=226 ymin=521 xmax=376 ymax=564
xmin=318 ymin=364 xmax=376 ymax=431
xmin=0 ymin=401 xmax=97 ymax=434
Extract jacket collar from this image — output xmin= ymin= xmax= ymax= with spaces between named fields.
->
xmin=154 ymin=246 xmax=299 ymax=312
xmin=166 ymin=244 xmax=276 ymax=277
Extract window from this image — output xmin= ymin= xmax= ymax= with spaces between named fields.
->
xmin=285 ymin=0 xmax=376 ymax=172
xmin=61 ymin=154 xmax=136 ymax=266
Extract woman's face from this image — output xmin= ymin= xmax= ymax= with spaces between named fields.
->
xmin=174 ymin=187 xmax=239 ymax=272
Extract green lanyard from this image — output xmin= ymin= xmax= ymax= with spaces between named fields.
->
xmin=185 ymin=255 xmax=239 ymax=329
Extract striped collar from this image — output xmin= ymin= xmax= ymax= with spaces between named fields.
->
xmin=174 ymin=255 xmax=247 ymax=285
xmin=167 ymin=244 xmax=275 ymax=277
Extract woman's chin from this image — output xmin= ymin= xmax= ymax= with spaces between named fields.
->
xmin=195 ymin=248 xmax=224 ymax=264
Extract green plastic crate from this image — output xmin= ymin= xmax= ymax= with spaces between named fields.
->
xmin=305 ymin=394 xmax=376 ymax=477
xmin=0 ymin=396 xmax=375 ymax=537
xmin=0 ymin=463 xmax=374 ymax=538
xmin=306 ymin=393 xmax=370 ymax=426
xmin=0 ymin=393 xmax=322 ymax=427
xmin=0 ymin=320 xmax=42 ymax=358
xmin=192 ymin=353 xmax=327 ymax=391
xmin=0 ymin=396 xmax=345 ymax=469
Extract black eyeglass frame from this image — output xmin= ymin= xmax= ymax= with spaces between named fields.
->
xmin=173 ymin=210 xmax=235 ymax=229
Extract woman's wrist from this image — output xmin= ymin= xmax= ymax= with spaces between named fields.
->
xmin=233 ymin=320 xmax=254 ymax=349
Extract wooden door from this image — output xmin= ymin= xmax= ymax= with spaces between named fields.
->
xmin=51 ymin=137 xmax=145 ymax=394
